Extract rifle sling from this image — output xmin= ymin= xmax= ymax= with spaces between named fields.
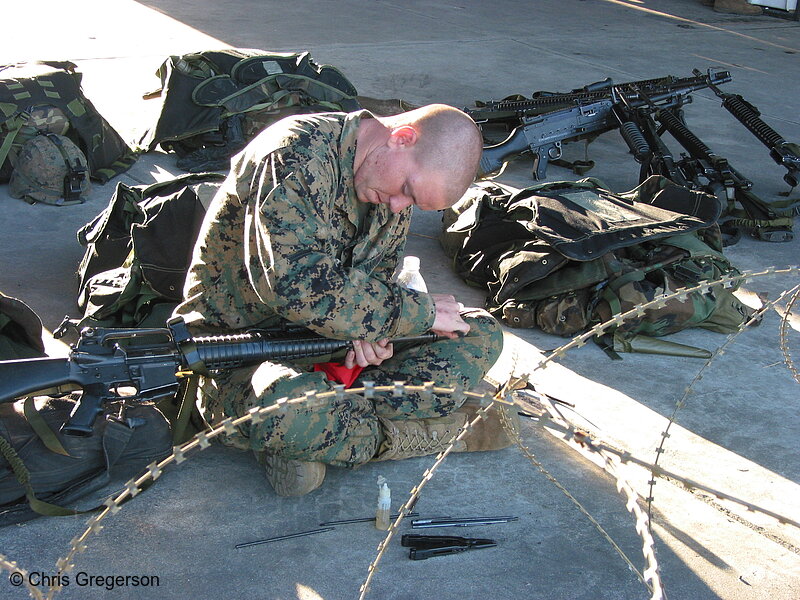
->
xmin=173 ymin=374 xmax=203 ymax=445
xmin=23 ymin=396 xmax=71 ymax=457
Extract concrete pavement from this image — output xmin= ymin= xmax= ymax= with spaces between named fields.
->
xmin=1 ymin=1 xmax=799 ymax=599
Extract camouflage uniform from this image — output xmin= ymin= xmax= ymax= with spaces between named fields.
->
xmin=175 ymin=111 xmax=503 ymax=467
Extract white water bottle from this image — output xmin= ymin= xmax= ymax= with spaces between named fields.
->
xmin=394 ymin=255 xmax=427 ymax=292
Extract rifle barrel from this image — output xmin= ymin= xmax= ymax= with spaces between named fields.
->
xmin=191 ymin=331 xmax=441 ymax=370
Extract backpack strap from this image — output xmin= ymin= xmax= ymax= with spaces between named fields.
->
xmin=11 ymin=133 xmax=87 ymax=206
xmin=0 ymin=113 xmax=26 ymax=170
xmin=0 ymin=435 xmax=83 ymax=517
xmin=23 ymin=397 xmax=70 ymax=457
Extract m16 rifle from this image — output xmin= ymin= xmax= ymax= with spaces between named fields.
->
xmin=0 ymin=317 xmax=439 ymax=436
xmin=472 ymin=70 xmax=732 ymax=180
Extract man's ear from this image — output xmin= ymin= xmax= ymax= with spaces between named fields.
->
xmin=388 ymin=125 xmax=418 ymax=148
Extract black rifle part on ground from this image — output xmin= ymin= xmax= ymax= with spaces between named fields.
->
xmin=476 ymin=70 xmax=730 ymax=179
xmin=235 ymin=526 xmax=335 ymax=549
xmin=0 ymin=317 xmax=441 ymax=436
xmin=319 ymin=512 xmax=419 ymax=526
xmin=612 ymin=83 xmax=793 ymax=243
xmin=410 ymin=516 xmax=518 ymax=528
xmin=401 ymin=534 xmax=497 ymax=560
xmin=517 ymin=384 xmax=576 ymax=408
xmin=695 ymin=68 xmax=800 ymax=188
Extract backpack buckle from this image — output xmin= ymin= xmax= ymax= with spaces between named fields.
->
xmin=63 ymin=161 xmax=86 ymax=202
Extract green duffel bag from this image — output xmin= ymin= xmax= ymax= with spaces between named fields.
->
xmin=0 ymin=394 xmax=172 ymax=526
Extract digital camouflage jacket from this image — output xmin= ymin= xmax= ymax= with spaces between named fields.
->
xmin=176 ymin=111 xmax=436 ymax=340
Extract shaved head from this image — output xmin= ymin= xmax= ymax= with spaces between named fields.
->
xmin=380 ymin=104 xmax=483 ymax=206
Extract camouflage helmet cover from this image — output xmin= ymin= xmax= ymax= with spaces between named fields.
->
xmin=9 ymin=133 xmax=90 ymax=205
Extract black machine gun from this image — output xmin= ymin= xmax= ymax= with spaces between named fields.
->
xmin=470 ymin=70 xmax=732 ymax=180
xmin=613 ymin=82 xmax=795 ymax=242
xmin=694 ymin=68 xmax=800 ymax=189
xmin=0 ymin=317 xmax=439 ymax=436
xmin=466 ymin=72 xmax=727 ymax=125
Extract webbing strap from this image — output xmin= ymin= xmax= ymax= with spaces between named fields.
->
xmin=0 ymin=115 xmax=24 ymax=168
xmin=23 ymin=397 xmax=70 ymax=457
xmin=43 ymin=132 xmax=86 ymax=204
xmin=0 ymin=433 xmax=80 ymax=516
xmin=173 ymin=374 xmax=201 ymax=445
xmin=0 ymin=412 xmax=137 ymax=519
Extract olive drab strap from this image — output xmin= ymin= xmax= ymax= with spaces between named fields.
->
xmin=42 ymin=132 xmax=87 ymax=203
xmin=22 ymin=397 xmax=70 ymax=457
xmin=0 ymin=396 xmax=172 ymax=525
xmin=0 ymin=435 xmax=81 ymax=517
xmin=0 ymin=113 xmax=24 ymax=170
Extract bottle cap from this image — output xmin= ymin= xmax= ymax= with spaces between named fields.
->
xmin=402 ymin=256 xmax=421 ymax=270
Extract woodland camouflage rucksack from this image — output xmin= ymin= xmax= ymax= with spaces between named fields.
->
xmin=441 ymin=176 xmax=756 ymax=355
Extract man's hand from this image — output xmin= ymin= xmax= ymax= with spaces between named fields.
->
xmin=431 ymin=293 xmax=471 ymax=339
xmin=345 ymin=339 xmax=394 ymax=368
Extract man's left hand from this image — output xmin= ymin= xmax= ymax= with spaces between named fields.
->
xmin=345 ymin=339 xmax=394 ymax=368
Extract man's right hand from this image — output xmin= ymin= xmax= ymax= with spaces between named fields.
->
xmin=430 ymin=293 xmax=470 ymax=339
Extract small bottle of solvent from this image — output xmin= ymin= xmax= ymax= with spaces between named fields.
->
xmin=375 ymin=476 xmax=391 ymax=530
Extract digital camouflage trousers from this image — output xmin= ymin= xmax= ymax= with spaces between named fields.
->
xmin=198 ymin=309 xmax=503 ymax=467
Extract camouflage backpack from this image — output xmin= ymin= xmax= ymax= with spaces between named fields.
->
xmin=139 ymin=49 xmax=360 ymax=171
xmin=441 ymin=176 xmax=755 ymax=354
xmin=0 ymin=61 xmax=137 ymax=184
xmin=8 ymin=133 xmax=91 ymax=205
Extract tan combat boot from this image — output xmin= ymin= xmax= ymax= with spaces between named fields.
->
xmin=374 ymin=401 xmax=519 ymax=461
xmin=254 ymin=451 xmax=326 ymax=497
xmin=714 ymin=0 xmax=762 ymax=14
